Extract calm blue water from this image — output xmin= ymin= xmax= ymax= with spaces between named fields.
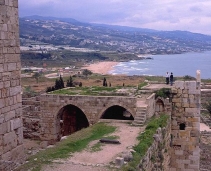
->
xmin=109 ymin=51 xmax=211 ymax=79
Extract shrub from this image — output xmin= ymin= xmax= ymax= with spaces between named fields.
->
xmin=155 ymin=88 xmax=171 ymax=98
xmin=183 ymin=75 xmax=196 ymax=81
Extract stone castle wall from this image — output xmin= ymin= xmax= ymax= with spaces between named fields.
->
xmin=0 ymin=0 xmax=25 ymax=170
xmin=170 ymin=80 xmax=200 ymax=171
xmin=39 ymin=94 xmax=137 ymax=141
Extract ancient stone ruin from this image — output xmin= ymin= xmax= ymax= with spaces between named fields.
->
xmin=0 ymin=0 xmax=25 ymax=170
xmin=0 ymin=1 xmax=202 ymax=170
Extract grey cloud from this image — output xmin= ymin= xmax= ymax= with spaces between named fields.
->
xmin=190 ymin=6 xmax=202 ymax=13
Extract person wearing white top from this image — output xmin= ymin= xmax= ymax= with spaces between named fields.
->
xmin=166 ymin=72 xmax=170 ymax=84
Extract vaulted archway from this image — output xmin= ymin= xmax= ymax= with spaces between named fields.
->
xmin=101 ymin=105 xmax=134 ymax=120
xmin=155 ymin=98 xmax=165 ymax=113
xmin=56 ymin=104 xmax=89 ymax=138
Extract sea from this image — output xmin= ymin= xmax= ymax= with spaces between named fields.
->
xmin=109 ymin=51 xmax=211 ymax=79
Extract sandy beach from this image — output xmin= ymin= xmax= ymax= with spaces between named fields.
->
xmin=82 ymin=61 xmax=119 ymax=75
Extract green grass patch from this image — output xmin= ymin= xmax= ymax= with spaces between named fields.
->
xmin=138 ymin=82 xmax=148 ymax=89
xmin=121 ymin=114 xmax=169 ymax=171
xmin=155 ymin=88 xmax=171 ymax=99
xmin=16 ymin=123 xmax=116 ymax=171
xmin=89 ymin=142 xmax=104 ymax=152
xmin=49 ymin=86 xmax=129 ymax=96
xmin=89 ymin=135 xmax=119 ymax=152
xmin=144 ymin=76 xmax=165 ymax=82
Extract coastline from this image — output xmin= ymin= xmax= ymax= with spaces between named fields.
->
xmin=82 ymin=61 xmax=119 ymax=75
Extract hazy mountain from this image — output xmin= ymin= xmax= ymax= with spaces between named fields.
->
xmin=20 ymin=15 xmax=211 ymax=54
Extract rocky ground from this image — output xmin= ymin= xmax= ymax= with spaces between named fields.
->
xmin=23 ymin=122 xmax=145 ymax=171
xmin=200 ymin=123 xmax=211 ymax=171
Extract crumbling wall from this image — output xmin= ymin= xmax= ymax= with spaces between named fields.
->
xmin=170 ymin=79 xmax=200 ymax=170
xmin=22 ymin=97 xmax=41 ymax=139
xmin=0 ymin=0 xmax=25 ymax=170
xmin=139 ymin=119 xmax=171 ymax=171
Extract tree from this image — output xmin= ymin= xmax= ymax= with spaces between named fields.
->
xmin=54 ymin=79 xmax=61 ymax=90
xmin=103 ymin=77 xmax=107 ymax=87
xmin=66 ymin=76 xmax=73 ymax=87
xmin=59 ymin=75 xmax=65 ymax=88
xmin=82 ymin=69 xmax=92 ymax=78
xmin=32 ymin=72 xmax=41 ymax=83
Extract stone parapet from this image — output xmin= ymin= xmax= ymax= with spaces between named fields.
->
xmin=170 ymin=77 xmax=200 ymax=171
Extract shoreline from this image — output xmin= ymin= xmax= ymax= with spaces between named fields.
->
xmin=82 ymin=61 xmax=119 ymax=75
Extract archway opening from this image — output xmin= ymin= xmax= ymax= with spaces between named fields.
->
xmin=57 ymin=105 xmax=89 ymax=137
xmin=101 ymin=105 xmax=134 ymax=120
xmin=155 ymin=99 xmax=165 ymax=113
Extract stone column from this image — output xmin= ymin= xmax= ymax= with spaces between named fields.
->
xmin=170 ymin=72 xmax=200 ymax=171
xmin=0 ymin=0 xmax=25 ymax=170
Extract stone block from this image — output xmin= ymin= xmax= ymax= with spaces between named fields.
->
xmin=175 ymin=150 xmax=183 ymax=155
xmin=15 ymin=127 xmax=23 ymax=145
xmin=174 ymin=81 xmax=184 ymax=89
xmin=182 ymin=103 xmax=189 ymax=108
xmin=5 ymin=110 xmax=15 ymax=121
xmin=11 ymin=144 xmax=25 ymax=162
xmin=9 ymin=85 xmax=21 ymax=96
xmin=0 ymin=98 xmax=5 ymax=108
xmin=0 ymin=0 xmax=5 ymax=5
xmin=186 ymin=117 xmax=200 ymax=122
xmin=0 ymin=64 xmax=3 ymax=72
xmin=185 ymin=108 xmax=199 ymax=114
xmin=3 ymin=131 xmax=17 ymax=153
xmin=172 ymin=98 xmax=181 ymax=103
xmin=4 ymin=80 xmax=10 ymax=87
xmin=189 ymin=164 xmax=199 ymax=170
xmin=185 ymin=81 xmax=196 ymax=90
xmin=1 ymin=106 xmax=10 ymax=114
xmin=115 ymin=157 xmax=124 ymax=167
xmin=40 ymin=141 xmax=48 ymax=149
xmin=0 ymin=122 xmax=9 ymax=135
xmin=12 ymin=118 xmax=22 ymax=130
xmin=7 ymin=62 xmax=16 ymax=71
xmin=0 ymin=114 xmax=4 ymax=124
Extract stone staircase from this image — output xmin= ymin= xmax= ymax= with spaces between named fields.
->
xmin=133 ymin=99 xmax=148 ymax=126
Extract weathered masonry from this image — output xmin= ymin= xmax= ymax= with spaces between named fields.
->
xmin=170 ymin=73 xmax=201 ymax=171
xmin=22 ymin=90 xmax=165 ymax=141
xmin=40 ymin=94 xmax=148 ymax=140
xmin=0 ymin=0 xmax=25 ymax=170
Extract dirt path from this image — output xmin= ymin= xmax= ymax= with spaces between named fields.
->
xmin=42 ymin=122 xmax=144 ymax=171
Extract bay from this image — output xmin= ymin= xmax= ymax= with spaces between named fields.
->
xmin=109 ymin=51 xmax=211 ymax=79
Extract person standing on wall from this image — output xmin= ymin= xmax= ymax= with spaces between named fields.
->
xmin=166 ymin=72 xmax=170 ymax=84
xmin=170 ymin=72 xmax=174 ymax=86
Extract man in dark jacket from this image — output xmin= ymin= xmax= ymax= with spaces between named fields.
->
xmin=170 ymin=72 xmax=173 ymax=86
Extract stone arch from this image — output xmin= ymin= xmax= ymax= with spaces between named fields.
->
xmin=155 ymin=98 xmax=165 ymax=113
xmin=55 ymin=104 xmax=89 ymax=139
xmin=100 ymin=105 xmax=134 ymax=120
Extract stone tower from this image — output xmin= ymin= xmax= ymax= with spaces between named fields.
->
xmin=170 ymin=71 xmax=200 ymax=171
xmin=0 ymin=0 xmax=24 ymax=170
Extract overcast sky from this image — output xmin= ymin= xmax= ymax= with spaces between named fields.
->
xmin=19 ymin=0 xmax=211 ymax=35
